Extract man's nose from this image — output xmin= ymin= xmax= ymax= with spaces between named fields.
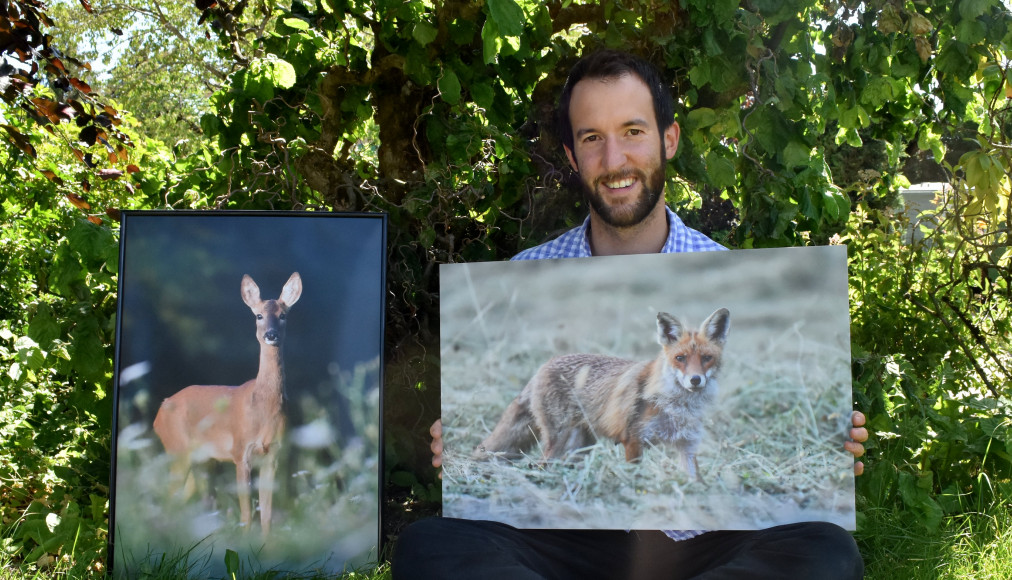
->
xmin=602 ymin=138 xmax=627 ymax=171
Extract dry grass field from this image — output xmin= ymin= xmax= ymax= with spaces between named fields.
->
xmin=439 ymin=246 xmax=855 ymax=530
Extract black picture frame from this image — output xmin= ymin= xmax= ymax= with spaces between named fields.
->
xmin=109 ymin=211 xmax=386 ymax=576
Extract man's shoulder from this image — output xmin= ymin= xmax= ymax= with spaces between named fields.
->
xmin=664 ymin=207 xmax=727 ymax=253
xmin=511 ymin=222 xmax=591 ymax=261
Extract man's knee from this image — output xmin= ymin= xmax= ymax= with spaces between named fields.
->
xmin=391 ymin=518 xmax=447 ymax=577
xmin=791 ymin=521 xmax=864 ymax=579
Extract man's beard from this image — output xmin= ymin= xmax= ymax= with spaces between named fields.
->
xmin=580 ymin=164 xmax=665 ymax=228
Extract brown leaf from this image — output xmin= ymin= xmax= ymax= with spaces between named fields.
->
xmin=78 ymin=0 xmax=93 ymax=13
xmin=81 ymin=179 xmax=91 ymax=192
xmin=87 ymin=215 xmax=103 ymax=225
xmin=66 ymin=193 xmax=91 ymax=210
xmin=1 ymin=124 xmax=37 ymax=158
xmin=106 ymin=207 xmax=122 ymax=222
xmin=126 ymin=164 xmax=140 ymax=173
xmin=40 ymin=170 xmax=64 ymax=185
xmin=69 ymin=78 xmax=92 ymax=94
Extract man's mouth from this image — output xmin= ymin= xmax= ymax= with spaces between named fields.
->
xmin=601 ymin=175 xmax=638 ymax=190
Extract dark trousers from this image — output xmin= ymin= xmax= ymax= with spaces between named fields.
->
xmin=391 ymin=518 xmax=864 ymax=580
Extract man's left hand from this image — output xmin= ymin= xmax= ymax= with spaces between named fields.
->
xmin=845 ymin=411 xmax=868 ymax=476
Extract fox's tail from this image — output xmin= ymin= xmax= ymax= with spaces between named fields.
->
xmin=473 ymin=396 xmax=537 ymax=459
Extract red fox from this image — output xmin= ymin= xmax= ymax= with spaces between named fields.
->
xmin=474 ymin=308 xmax=730 ymax=480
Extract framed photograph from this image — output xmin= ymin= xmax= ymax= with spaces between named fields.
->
xmin=440 ymin=246 xmax=855 ymax=531
xmin=110 ymin=211 xmax=386 ymax=576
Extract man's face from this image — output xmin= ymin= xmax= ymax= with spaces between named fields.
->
xmin=564 ymin=74 xmax=680 ymax=228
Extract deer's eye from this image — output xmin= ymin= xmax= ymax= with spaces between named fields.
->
xmin=256 ymin=314 xmax=263 ymax=320
xmin=279 ymin=313 xmax=286 ymax=320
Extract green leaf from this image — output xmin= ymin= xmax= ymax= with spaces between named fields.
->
xmin=281 ymin=17 xmax=310 ymax=31
xmin=412 ymin=22 xmax=438 ymax=47
xmin=486 ymin=0 xmax=524 ymax=37
xmin=782 ymin=140 xmax=812 ymax=169
xmin=27 ymin=305 xmax=61 ymax=346
xmin=687 ymin=107 xmax=717 ymax=130
xmin=438 ymin=68 xmax=462 ymax=105
xmin=959 ymin=0 xmax=991 ymax=20
xmin=935 ymin=40 xmax=973 ymax=79
xmin=471 ymin=81 xmax=495 ymax=110
xmin=225 ymin=549 xmax=241 ymax=578
xmin=482 ymin=20 xmax=501 ymax=65
xmin=266 ymin=59 xmax=297 ymax=90
xmin=705 ymin=151 xmax=736 ymax=188
xmin=70 ymin=317 xmax=105 ymax=384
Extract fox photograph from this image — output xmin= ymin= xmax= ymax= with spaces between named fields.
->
xmin=110 ymin=212 xmax=385 ymax=577
xmin=440 ymin=246 xmax=855 ymax=531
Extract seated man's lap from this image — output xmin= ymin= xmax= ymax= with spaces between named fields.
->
xmin=391 ymin=518 xmax=863 ymax=580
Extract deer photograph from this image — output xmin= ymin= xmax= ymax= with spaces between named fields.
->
xmin=152 ymin=271 xmax=302 ymax=536
xmin=110 ymin=213 xmax=385 ymax=577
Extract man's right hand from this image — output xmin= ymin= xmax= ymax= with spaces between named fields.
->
xmin=430 ymin=419 xmax=443 ymax=477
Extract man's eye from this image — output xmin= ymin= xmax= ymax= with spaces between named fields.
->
xmin=628 ymin=128 xmax=643 ymax=136
xmin=583 ymin=135 xmax=600 ymax=143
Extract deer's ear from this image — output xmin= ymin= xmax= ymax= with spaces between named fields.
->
xmin=280 ymin=272 xmax=302 ymax=307
xmin=241 ymin=274 xmax=261 ymax=308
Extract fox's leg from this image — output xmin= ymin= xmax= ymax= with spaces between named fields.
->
xmin=475 ymin=397 xmax=538 ymax=458
xmin=622 ymin=438 xmax=643 ymax=462
xmin=674 ymin=437 xmax=704 ymax=482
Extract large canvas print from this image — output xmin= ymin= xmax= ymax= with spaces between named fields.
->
xmin=110 ymin=211 xmax=385 ymax=576
xmin=440 ymin=246 xmax=855 ymax=531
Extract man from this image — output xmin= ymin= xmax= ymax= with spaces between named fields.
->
xmin=391 ymin=50 xmax=867 ymax=580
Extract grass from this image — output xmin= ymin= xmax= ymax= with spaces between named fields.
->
xmin=856 ymin=501 xmax=1012 ymax=579
xmin=3 ymin=503 xmax=1012 ymax=578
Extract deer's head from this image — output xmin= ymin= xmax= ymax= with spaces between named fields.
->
xmin=241 ymin=272 xmax=303 ymax=347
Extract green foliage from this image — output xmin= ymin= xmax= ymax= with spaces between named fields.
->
xmin=5 ymin=0 xmax=1012 ymax=574
xmin=47 ymin=0 xmax=229 ymax=152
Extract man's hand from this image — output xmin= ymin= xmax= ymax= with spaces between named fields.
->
xmin=845 ymin=411 xmax=868 ymax=476
xmin=431 ymin=419 xmax=443 ymax=478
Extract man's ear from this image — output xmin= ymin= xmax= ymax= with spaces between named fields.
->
xmin=564 ymin=144 xmax=579 ymax=172
xmin=664 ymin=121 xmax=681 ymax=160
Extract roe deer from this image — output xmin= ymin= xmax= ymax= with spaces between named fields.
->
xmin=153 ymin=271 xmax=302 ymax=535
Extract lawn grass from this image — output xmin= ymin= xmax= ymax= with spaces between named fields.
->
xmin=5 ymin=501 xmax=1012 ymax=578
xmin=857 ymin=502 xmax=1012 ymax=579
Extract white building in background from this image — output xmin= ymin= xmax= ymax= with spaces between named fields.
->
xmin=899 ymin=182 xmax=949 ymax=244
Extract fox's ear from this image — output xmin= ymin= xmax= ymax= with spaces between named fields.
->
xmin=700 ymin=308 xmax=731 ymax=346
xmin=656 ymin=312 xmax=685 ymax=346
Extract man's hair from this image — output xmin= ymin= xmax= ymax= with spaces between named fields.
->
xmin=556 ymin=49 xmax=675 ymax=153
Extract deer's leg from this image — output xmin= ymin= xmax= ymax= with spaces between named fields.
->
xmin=235 ymin=457 xmax=252 ymax=528
xmin=258 ymin=450 xmax=277 ymax=536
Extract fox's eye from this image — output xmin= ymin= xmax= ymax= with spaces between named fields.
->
xmin=675 ymin=355 xmax=686 ymax=363
xmin=701 ymin=355 xmax=712 ymax=363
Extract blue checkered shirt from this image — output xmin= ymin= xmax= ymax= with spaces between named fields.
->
xmin=512 ymin=206 xmax=725 ymax=541
xmin=512 ymin=206 xmax=725 ymax=261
